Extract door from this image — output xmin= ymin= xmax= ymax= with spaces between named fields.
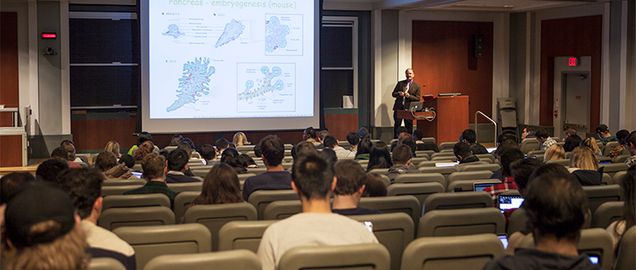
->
xmin=562 ymin=72 xmax=591 ymax=138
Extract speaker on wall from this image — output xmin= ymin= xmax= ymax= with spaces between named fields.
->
xmin=473 ymin=34 xmax=484 ymax=58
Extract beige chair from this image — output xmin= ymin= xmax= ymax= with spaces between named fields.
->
xmin=613 ymin=170 xmax=627 ymax=185
xmin=431 ymin=156 xmax=458 ymax=162
xmin=591 ymin=201 xmax=624 ymax=228
xmin=98 ymin=206 xmax=175 ymax=230
xmin=423 ymin=192 xmax=493 ymax=213
xmin=599 ymin=163 xmax=628 ymax=176
xmin=603 ymin=141 xmax=620 ymax=157
xmin=113 ymin=223 xmax=211 ymax=270
xmin=411 ymin=157 xmax=429 ymax=164
xmin=394 ymin=173 xmax=446 ymax=188
xmin=417 ymin=208 xmax=505 ymax=237
xmin=349 ymin=213 xmax=414 ymax=270
xmin=545 ymin=159 xmax=570 ymax=166
xmin=247 ymin=167 xmax=267 ymax=175
xmin=601 ymin=173 xmax=612 ymax=185
xmin=615 ymin=226 xmax=636 ymax=270
xmin=278 ymin=243 xmax=390 ymax=270
xmin=184 ymin=202 xmax=258 ymax=250
xmin=417 ymin=161 xmax=437 ymax=167
xmin=191 ymin=169 xmax=211 ymax=178
xmin=217 ymin=220 xmax=276 ymax=252
xmin=447 ymin=171 xmax=494 ymax=185
xmin=87 ymin=258 xmax=126 ymax=270
xmin=401 ymin=234 xmax=504 ymax=270
xmin=359 ymin=196 xmax=421 ymax=224
xmin=173 ymin=191 xmax=199 ymax=222
xmin=387 ymin=182 xmax=444 ymax=206
xmin=527 ymin=150 xmax=545 ymax=157
xmin=458 ymin=163 xmax=501 ymax=172
xmin=447 ymin=179 xmax=501 ymax=192
xmin=369 ymin=168 xmax=390 ymax=175
xmin=101 ymin=194 xmax=171 ymax=211
xmin=247 ymin=190 xmax=297 ymax=219
xmin=418 ymin=166 xmax=457 ymax=175
xmin=144 ymin=250 xmax=261 ymax=270
xmin=103 ymin=179 xmax=146 ymax=186
xmin=168 ymin=182 xmax=202 ymax=193
xmin=507 ymin=208 xmax=528 ymax=235
xmin=102 ymin=185 xmax=141 ymax=196
xmin=520 ymin=138 xmax=540 ymax=154
xmin=582 ymin=185 xmax=623 ymax=213
xmin=475 ymin=154 xmax=495 ymax=163
xmin=262 ymin=200 xmax=302 ymax=220
xmin=431 ymin=152 xmax=456 ymax=159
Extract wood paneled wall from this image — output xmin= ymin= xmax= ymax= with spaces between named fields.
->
xmin=0 ymin=12 xmax=19 ymax=127
xmin=411 ymin=20 xmax=493 ymax=123
xmin=540 ymin=16 xmax=602 ymax=130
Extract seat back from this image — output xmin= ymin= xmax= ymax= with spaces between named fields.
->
xmin=102 ymin=185 xmax=141 ymax=196
xmin=418 ymin=166 xmax=457 ymax=175
xmin=603 ymin=141 xmax=620 ymax=157
xmin=545 ymin=159 xmax=570 ymax=166
xmin=601 ymin=173 xmax=612 ymax=185
xmin=278 ymin=243 xmax=390 ymax=270
xmin=507 ymin=208 xmax=528 ymax=235
xmin=423 ymin=192 xmax=493 ymax=213
xmin=475 ymin=154 xmax=495 ymax=163
xmin=438 ymin=142 xmax=456 ymax=152
xmin=582 ymin=185 xmax=623 ymax=213
xmin=359 ymin=196 xmax=421 ymax=224
xmin=113 ymin=223 xmax=211 ymax=270
xmin=615 ymin=226 xmax=636 ymax=270
xmin=349 ymin=213 xmax=414 ymax=270
xmin=401 ymin=234 xmax=503 ymax=270
xmin=457 ymin=164 xmax=501 ymax=172
xmin=103 ymin=179 xmax=146 ymax=186
xmin=98 ymin=206 xmax=175 ymax=230
xmin=613 ymin=170 xmax=627 ymax=185
xmin=247 ymin=190 xmax=298 ymax=218
xmin=184 ymin=202 xmax=258 ymax=250
xmin=87 ymin=258 xmax=126 ymax=270
xmin=393 ymin=173 xmax=446 ymax=188
xmin=102 ymin=194 xmax=171 ymax=211
xmin=217 ymin=220 xmax=276 ymax=252
xmin=387 ymin=182 xmax=445 ymax=206
xmin=599 ymin=163 xmax=628 ymax=176
xmin=167 ymin=182 xmax=202 ymax=193
xmin=144 ymin=250 xmax=261 ymax=270
xmin=368 ymin=168 xmax=390 ymax=175
xmin=447 ymin=179 xmax=501 ymax=192
xmin=262 ymin=200 xmax=302 ymax=220
xmin=173 ymin=191 xmax=199 ymax=222
xmin=447 ymin=171 xmax=494 ymax=185
xmin=591 ymin=201 xmax=624 ymax=228
xmin=520 ymin=138 xmax=540 ymax=153
xmin=417 ymin=208 xmax=505 ymax=237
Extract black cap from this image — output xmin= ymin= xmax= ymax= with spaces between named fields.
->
xmin=596 ymin=124 xmax=609 ymax=133
xmin=4 ymin=182 xmax=76 ymax=248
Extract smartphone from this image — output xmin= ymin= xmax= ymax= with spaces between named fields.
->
xmin=497 ymin=234 xmax=509 ymax=249
xmin=588 ymin=255 xmax=600 ymax=265
xmin=363 ymin=221 xmax=373 ymax=232
xmin=131 ymin=172 xmax=142 ymax=179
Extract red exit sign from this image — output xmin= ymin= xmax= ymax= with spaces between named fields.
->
xmin=568 ymin=57 xmax=579 ymax=67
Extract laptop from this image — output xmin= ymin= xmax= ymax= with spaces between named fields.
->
xmin=497 ymin=194 xmax=524 ymax=212
xmin=408 ymin=102 xmax=423 ymax=111
xmin=473 ymin=181 xmax=499 ymax=192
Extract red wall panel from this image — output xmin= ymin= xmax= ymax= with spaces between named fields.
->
xmin=0 ymin=12 xmax=19 ymax=127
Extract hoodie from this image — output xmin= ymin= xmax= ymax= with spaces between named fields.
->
xmin=483 ymin=249 xmax=602 ymax=270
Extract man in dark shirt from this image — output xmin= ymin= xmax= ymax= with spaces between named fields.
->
xmin=166 ymin=148 xmax=201 ymax=183
xmin=332 ymin=160 xmax=381 ymax=215
xmin=483 ymin=173 xmax=600 ymax=270
xmin=387 ymin=144 xmax=419 ymax=182
xmin=454 ymin=142 xmax=480 ymax=164
xmin=124 ymin=153 xmax=177 ymax=205
xmin=460 ymin=129 xmax=489 ymax=155
xmin=242 ymin=135 xmax=292 ymax=200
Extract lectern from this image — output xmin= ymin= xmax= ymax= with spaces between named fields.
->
xmin=398 ymin=96 xmax=469 ymax=143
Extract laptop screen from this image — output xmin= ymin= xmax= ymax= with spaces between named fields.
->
xmin=498 ymin=195 xmax=524 ymax=211
xmin=474 ymin=182 xmax=497 ymax=192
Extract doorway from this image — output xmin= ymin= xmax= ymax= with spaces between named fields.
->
xmin=553 ymin=56 xmax=592 ymax=138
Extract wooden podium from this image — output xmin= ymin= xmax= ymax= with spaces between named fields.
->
xmin=398 ymin=96 xmax=469 ymax=143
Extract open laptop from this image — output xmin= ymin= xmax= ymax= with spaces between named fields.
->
xmin=473 ymin=181 xmax=499 ymax=192
xmin=497 ymin=194 xmax=524 ymax=212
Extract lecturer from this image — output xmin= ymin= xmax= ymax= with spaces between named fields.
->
xmin=392 ymin=68 xmax=421 ymax=138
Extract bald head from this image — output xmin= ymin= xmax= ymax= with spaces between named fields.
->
xmin=405 ymin=68 xmax=414 ymax=80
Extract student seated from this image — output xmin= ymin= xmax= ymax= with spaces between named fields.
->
xmin=166 ymin=149 xmax=201 ymax=183
xmin=323 ymin=135 xmax=354 ymax=159
xmin=94 ymin=151 xmax=132 ymax=179
xmin=354 ymin=136 xmax=372 ymax=160
xmin=607 ymin=165 xmax=636 ymax=249
xmin=35 ymin=158 xmax=70 ymax=183
xmin=544 ymin=144 xmax=566 ymax=162
xmin=569 ymin=146 xmax=602 ymax=186
xmin=483 ymin=148 xmax=524 ymax=202
xmin=124 ymin=153 xmax=177 ymax=205
xmin=257 ymin=154 xmax=378 ymax=270
xmin=191 ymin=164 xmax=243 ymax=206
xmin=366 ymin=142 xmax=393 ymax=171
xmin=243 ymin=135 xmax=292 ymax=200
xmin=387 ymin=144 xmax=419 ymax=182
xmin=610 ymin=129 xmax=631 ymax=158
xmin=625 ymin=131 xmax=636 ymax=167
xmin=484 ymin=171 xmax=600 ymax=270
xmin=0 ymin=172 xmax=36 ymax=226
xmin=460 ymin=129 xmax=488 ymax=155
xmin=454 ymin=142 xmax=480 ymax=164
xmin=595 ymin=124 xmax=617 ymax=145
xmin=346 ymin=132 xmax=360 ymax=154
xmin=332 ymin=160 xmax=382 ymax=215
xmin=363 ymin=173 xmax=388 ymax=197
xmin=58 ymin=168 xmax=136 ymax=269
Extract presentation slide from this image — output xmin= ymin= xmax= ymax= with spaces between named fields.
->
xmin=140 ymin=0 xmax=319 ymax=133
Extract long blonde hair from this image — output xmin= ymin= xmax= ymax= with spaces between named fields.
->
xmin=570 ymin=146 xmax=599 ymax=170
xmin=544 ymin=144 xmax=565 ymax=162
xmin=2 ymin=221 xmax=90 ymax=270
xmin=232 ymin=132 xmax=248 ymax=146
xmin=104 ymin=140 xmax=121 ymax=158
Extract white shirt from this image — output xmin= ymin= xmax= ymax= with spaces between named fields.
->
xmin=257 ymin=212 xmax=378 ymax=270
xmin=81 ymin=220 xmax=135 ymax=256
xmin=333 ymin=146 xmax=355 ymax=159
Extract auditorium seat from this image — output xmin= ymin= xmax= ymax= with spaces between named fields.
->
xmin=545 ymin=159 xmax=570 ymax=166
xmin=601 ymin=173 xmax=612 ymax=185
xmin=582 ymin=185 xmax=623 ymax=213
xmin=401 ymin=234 xmax=503 ymax=270
xmin=415 ymin=150 xmax=435 ymax=158
xmin=411 ymin=157 xmax=429 ymax=164
xmin=247 ymin=167 xmax=267 ymax=175
xmin=368 ymin=168 xmax=390 ymax=175
xmin=168 ymin=182 xmax=203 ymax=193
xmin=237 ymin=145 xmax=255 ymax=152
xmin=475 ymin=154 xmax=495 ymax=163
xmin=191 ymin=168 xmax=211 ymax=178
xmin=613 ymin=155 xmax=630 ymax=164
xmin=417 ymin=208 xmax=505 ymax=237
xmin=103 ymin=179 xmax=146 ymax=186
xmin=438 ymin=142 xmax=456 ymax=152
xmin=447 ymin=179 xmax=501 ymax=192
xmin=507 ymin=208 xmax=527 ymax=235
xmin=394 ymin=173 xmax=446 ymax=188
xmin=615 ymin=226 xmax=636 ymax=270
xmin=591 ymin=201 xmax=624 ymax=228
xmin=98 ymin=206 xmax=175 ymax=230
xmin=263 ymin=200 xmax=302 ymax=220
xmin=278 ymin=243 xmax=390 ymax=270
xmin=359 ymin=196 xmax=421 ymax=224
xmin=387 ymin=182 xmax=445 ymax=206
xmin=423 ymin=192 xmax=493 ymax=212
xmin=613 ymin=170 xmax=627 ymax=184
xmin=173 ymin=191 xmax=199 ymax=221
xmin=430 ymin=152 xmax=455 ymax=159
xmin=517 ymin=228 xmax=613 ymax=270
xmin=431 ymin=156 xmax=458 ymax=162
xmin=416 ymin=161 xmax=437 ymax=167
xmin=144 ymin=250 xmax=261 ymax=270
xmin=520 ymin=138 xmax=540 ymax=154
xmin=183 ymin=202 xmax=258 ymax=250
xmin=217 ymin=220 xmax=276 ymax=252
xmin=458 ymin=163 xmax=501 ymax=172
xmin=418 ymin=166 xmax=457 ymax=175
xmin=87 ymin=258 xmax=126 ymax=270
xmin=599 ymin=163 xmax=628 ymax=176
xmin=603 ymin=142 xmax=619 ymax=157
xmin=113 ymin=223 xmax=211 ymax=270
xmin=349 ymin=213 xmax=414 ymax=270
xmin=527 ymin=150 xmax=545 ymax=157
xmin=102 ymin=185 xmax=141 ymax=196
xmin=102 ymin=194 xmax=171 ymax=211
xmin=447 ymin=171 xmax=494 ymax=185
xmin=248 ymin=190 xmax=297 ymax=219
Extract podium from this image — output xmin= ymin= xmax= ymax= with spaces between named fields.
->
xmin=398 ymin=96 xmax=469 ymax=143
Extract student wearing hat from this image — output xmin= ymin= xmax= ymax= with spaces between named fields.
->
xmin=596 ymin=124 xmax=617 ymax=145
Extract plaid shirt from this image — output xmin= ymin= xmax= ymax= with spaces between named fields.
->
xmin=483 ymin=177 xmax=518 ymax=202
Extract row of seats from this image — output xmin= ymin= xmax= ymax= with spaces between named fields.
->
xmin=89 ymin=217 xmax=636 ymax=270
